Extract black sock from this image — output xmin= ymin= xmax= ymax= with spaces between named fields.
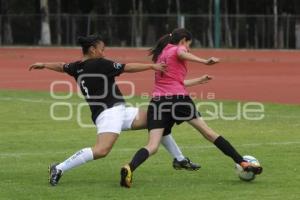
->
xmin=214 ymin=136 xmax=244 ymax=164
xmin=129 ymin=148 xmax=150 ymax=171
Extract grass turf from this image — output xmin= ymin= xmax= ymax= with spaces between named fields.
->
xmin=0 ymin=90 xmax=300 ymax=200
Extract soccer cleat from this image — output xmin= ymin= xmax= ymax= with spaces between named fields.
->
xmin=240 ymin=161 xmax=263 ymax=175
xmin=120 ymin=164 xmax=133 ymax=188
xmin=172 ymin=157 xmax=201 ymax=171
xmin=48 ymin=163 xmax=63 ymax=186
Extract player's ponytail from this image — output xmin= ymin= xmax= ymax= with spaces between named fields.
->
xmin=149 ymin=34 xmax=171 ymax=63
xmin=149 ymin=28 xmax=193 ymax=62
xmin=77 ymin=35 xmax=103 ymax=55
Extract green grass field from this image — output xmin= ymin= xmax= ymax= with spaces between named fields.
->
xmin=1 ymin=90 xmax=300 ymax=200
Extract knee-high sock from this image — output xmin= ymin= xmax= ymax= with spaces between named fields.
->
xmin=161 ymin=134 xmax=185 ymax=161
xmin=129 ymin=148 xmax=149 ymax=171
xmin=214 ymin=136 xmax=244 ymax=164
xmin=56 ymin=147 xmax=94 ymax=173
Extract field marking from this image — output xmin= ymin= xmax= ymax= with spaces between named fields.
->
xmin=0 ymin=80 xmax=55 ymax=83
xmin=1 ymin=97 xmax=300 ymax=119
xmin=1 ymin=141 xmax=300 ymax=157
xmin=0 ymin=96 xmax=78 ymax=105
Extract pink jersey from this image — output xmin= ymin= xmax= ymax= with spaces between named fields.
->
xmin=152 ymin=44 xmax=188 ymax=96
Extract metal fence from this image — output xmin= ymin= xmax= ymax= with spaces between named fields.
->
xmin=0 ymin=14 xmax=299 ymax=49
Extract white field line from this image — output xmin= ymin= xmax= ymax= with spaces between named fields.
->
xmin=0 ymin=80 xmax=55 ymax=83
xmin=0 ymin=96 xmax=78 ymax=105
xmin=0 ymin=97 xmax=299 ymax=119
xmin=1 ymin=141 xmax=300 ymax=157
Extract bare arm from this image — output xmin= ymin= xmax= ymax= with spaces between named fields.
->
xmin=124 ymin=63 xmax=166 ymax=73
xmin=178 ymin=51 xmax=219 ymax=65
xmin=29 ymin=62 xmax=65 ymax=72
xmin=184 ymin=75 xmax=213 ymax=87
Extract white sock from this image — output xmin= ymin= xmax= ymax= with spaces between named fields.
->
xmin=56 ymin=147 xmax=94 ymax=173
xmin=161 ymin=134 xmax=185 ymax=161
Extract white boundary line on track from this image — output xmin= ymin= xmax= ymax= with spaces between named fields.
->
xmin=1 ymin=141 xmax=300 ymax=157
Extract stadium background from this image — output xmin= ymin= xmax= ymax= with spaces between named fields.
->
xmin=1 ymin=0 xmax=300 ymax=49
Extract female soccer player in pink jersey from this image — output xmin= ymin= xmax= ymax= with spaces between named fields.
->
xmin=120 ymin=28 xmax=263 ymax=188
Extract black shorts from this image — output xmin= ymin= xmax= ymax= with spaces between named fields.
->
xmin=147 ymin=95 xmax=201 ymax=136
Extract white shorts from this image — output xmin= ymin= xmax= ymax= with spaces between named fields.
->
xmin=95 ymin=104 xmax=139 ymax=134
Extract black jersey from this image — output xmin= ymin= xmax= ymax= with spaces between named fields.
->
xmin=63 ymin=58 xmax=126 ymax=123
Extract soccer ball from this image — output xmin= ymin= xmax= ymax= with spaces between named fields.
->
xmin=235 ymin=155 xmax=260 ymax=182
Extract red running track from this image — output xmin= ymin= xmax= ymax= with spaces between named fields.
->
xmin=0 ymin=47 xmax=299 ymax=104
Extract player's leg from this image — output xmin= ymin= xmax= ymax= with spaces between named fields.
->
xmin=161 ymin=133 xmax=200 ymax=171
xmin=124 ymin=107 xmax=200 ymax=170
xmin=49 ymin=133 xmax=118 ymax=186
xmin=188 ymin=117 xmax=262 ymax=174
xmin=49 ymin=105 xmax=125 ymax=186
xmin=188 ymin=117 xmax=219 ymax=142
xmin=128 ymin=108 xmax=147 ymax=130
xmin=174 ymin=96 xmax=244 ymax=167
xmin=92 ymin=133 xmax=119 ymax=159
xmin=124 ymin=108 xmax=185 ymax=160
xmin=161 ymin=124 xmax=200 ymax=170
xmin=120 ymin=99 xmax=169 ymax=188
xmin=120 ymin=128 xmax=164 ymax=188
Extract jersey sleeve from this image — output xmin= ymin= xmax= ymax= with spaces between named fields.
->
xmin=63 ymin=62 xmax=77 ymax=77
xmin=176 ymin=45 xmax=188 ymax=57
xmin=94 ymin=58 xmax=125 ymax=77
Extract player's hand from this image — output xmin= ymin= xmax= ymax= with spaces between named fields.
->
xmin=199 ymin=74 xmax=213 ymax=84
xmin=151 ymin=63 xmax=167 ymax=72
xmin=205 ymin=57 xmax=219 ymax=65
xmin=29 ymin=63 xmax=45 ymax=71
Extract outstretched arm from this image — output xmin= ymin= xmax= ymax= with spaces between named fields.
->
xmin=184 ymin=75 xmax=213 ymax=87
xmin=29 ymin=62 xmax=65 ymax=72
xmin=178 ymin=51 xmax=219 ymax=65
xmin=124 ymin=63 xmax=166 ymax=73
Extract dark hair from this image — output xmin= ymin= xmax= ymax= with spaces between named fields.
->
xmin=149 ymin=28 xmax=193 ymax=62
xmin=77 ymin=35 xmax=104 ymax=55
